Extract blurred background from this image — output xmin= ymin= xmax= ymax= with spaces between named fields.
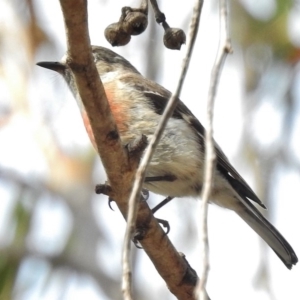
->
xmin=0 ymin=0 xmax=300 ymax=299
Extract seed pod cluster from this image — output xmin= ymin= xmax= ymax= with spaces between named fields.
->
xmin=104 ymin=0 xmax=186 ymax=50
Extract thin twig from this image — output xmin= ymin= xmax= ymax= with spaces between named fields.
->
xmin=195 ymin=1 xmax=232 ymax=299
xmin=122 ymin=0 xmax=204 ymax=298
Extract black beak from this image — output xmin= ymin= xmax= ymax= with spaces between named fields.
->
xmin=36 ymin=61 xmax=66 ymax=73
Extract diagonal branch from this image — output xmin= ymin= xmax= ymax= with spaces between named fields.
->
xmin=195 ymin=0 xmax=232 ymax=299
xmin=58 ymin=0 xmax=200 ymax=299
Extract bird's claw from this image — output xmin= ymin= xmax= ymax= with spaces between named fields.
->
xmin=133 ymin=228 xmax=146 ymax=248
xmin=132 ymin=217 xmax=170 ymax=250
xmin=141 ymin=188 xmax=149 ymax=200
xmin=108 ymin=197 xmax=115 ymax=211
xmin=156 ymin=217 xmax=170 ymax=234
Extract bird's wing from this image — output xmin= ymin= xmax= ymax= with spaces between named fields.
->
xmin=132 ymin=77 xmax=265 ymax=208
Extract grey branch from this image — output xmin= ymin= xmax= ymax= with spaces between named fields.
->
xmin=195 ymin=0 xmax=232 ymax=299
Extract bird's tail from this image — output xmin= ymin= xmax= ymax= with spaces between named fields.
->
xmin=234 ymin=198 xmax=298 ymax=269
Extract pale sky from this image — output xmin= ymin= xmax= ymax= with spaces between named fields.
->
xmin=0 ymin=0 xmax=300 ymax=299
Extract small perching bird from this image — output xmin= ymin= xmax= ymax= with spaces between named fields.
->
xmin=37 ymin=46 xmax=298 ymax=269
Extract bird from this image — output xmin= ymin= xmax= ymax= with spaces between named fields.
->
xmin=37 ymin=45 xmax=298 ymax=269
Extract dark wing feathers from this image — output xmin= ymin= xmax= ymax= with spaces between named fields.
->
xmin=139 ymin=81 xmax=265 ymax=209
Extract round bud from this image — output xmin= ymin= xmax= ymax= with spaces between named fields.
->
xmin=123 ymin=11 xmax=148 ymax=35
xmin=104 ymin=23 xmax=131 ymax=47
xmin=163 ymin=28 xmax=186 ymax=50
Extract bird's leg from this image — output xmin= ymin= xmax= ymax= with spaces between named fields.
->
xmin=151 ymin=196 xmax=174 ymax=214
xmin=150 ymin=196 xmax=174 ymax=234
xmin=144 ymin=176 xmax=176 ymax=234
xmin=126 ymin=134 xmax=148 ymax=157
xmin=95 ymin=135 xmax=148 ymax=210
xmin=96 ymin=172 xmax=175 ymax=237
xmin=95 ymin=183 xmax=116 ymax=210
